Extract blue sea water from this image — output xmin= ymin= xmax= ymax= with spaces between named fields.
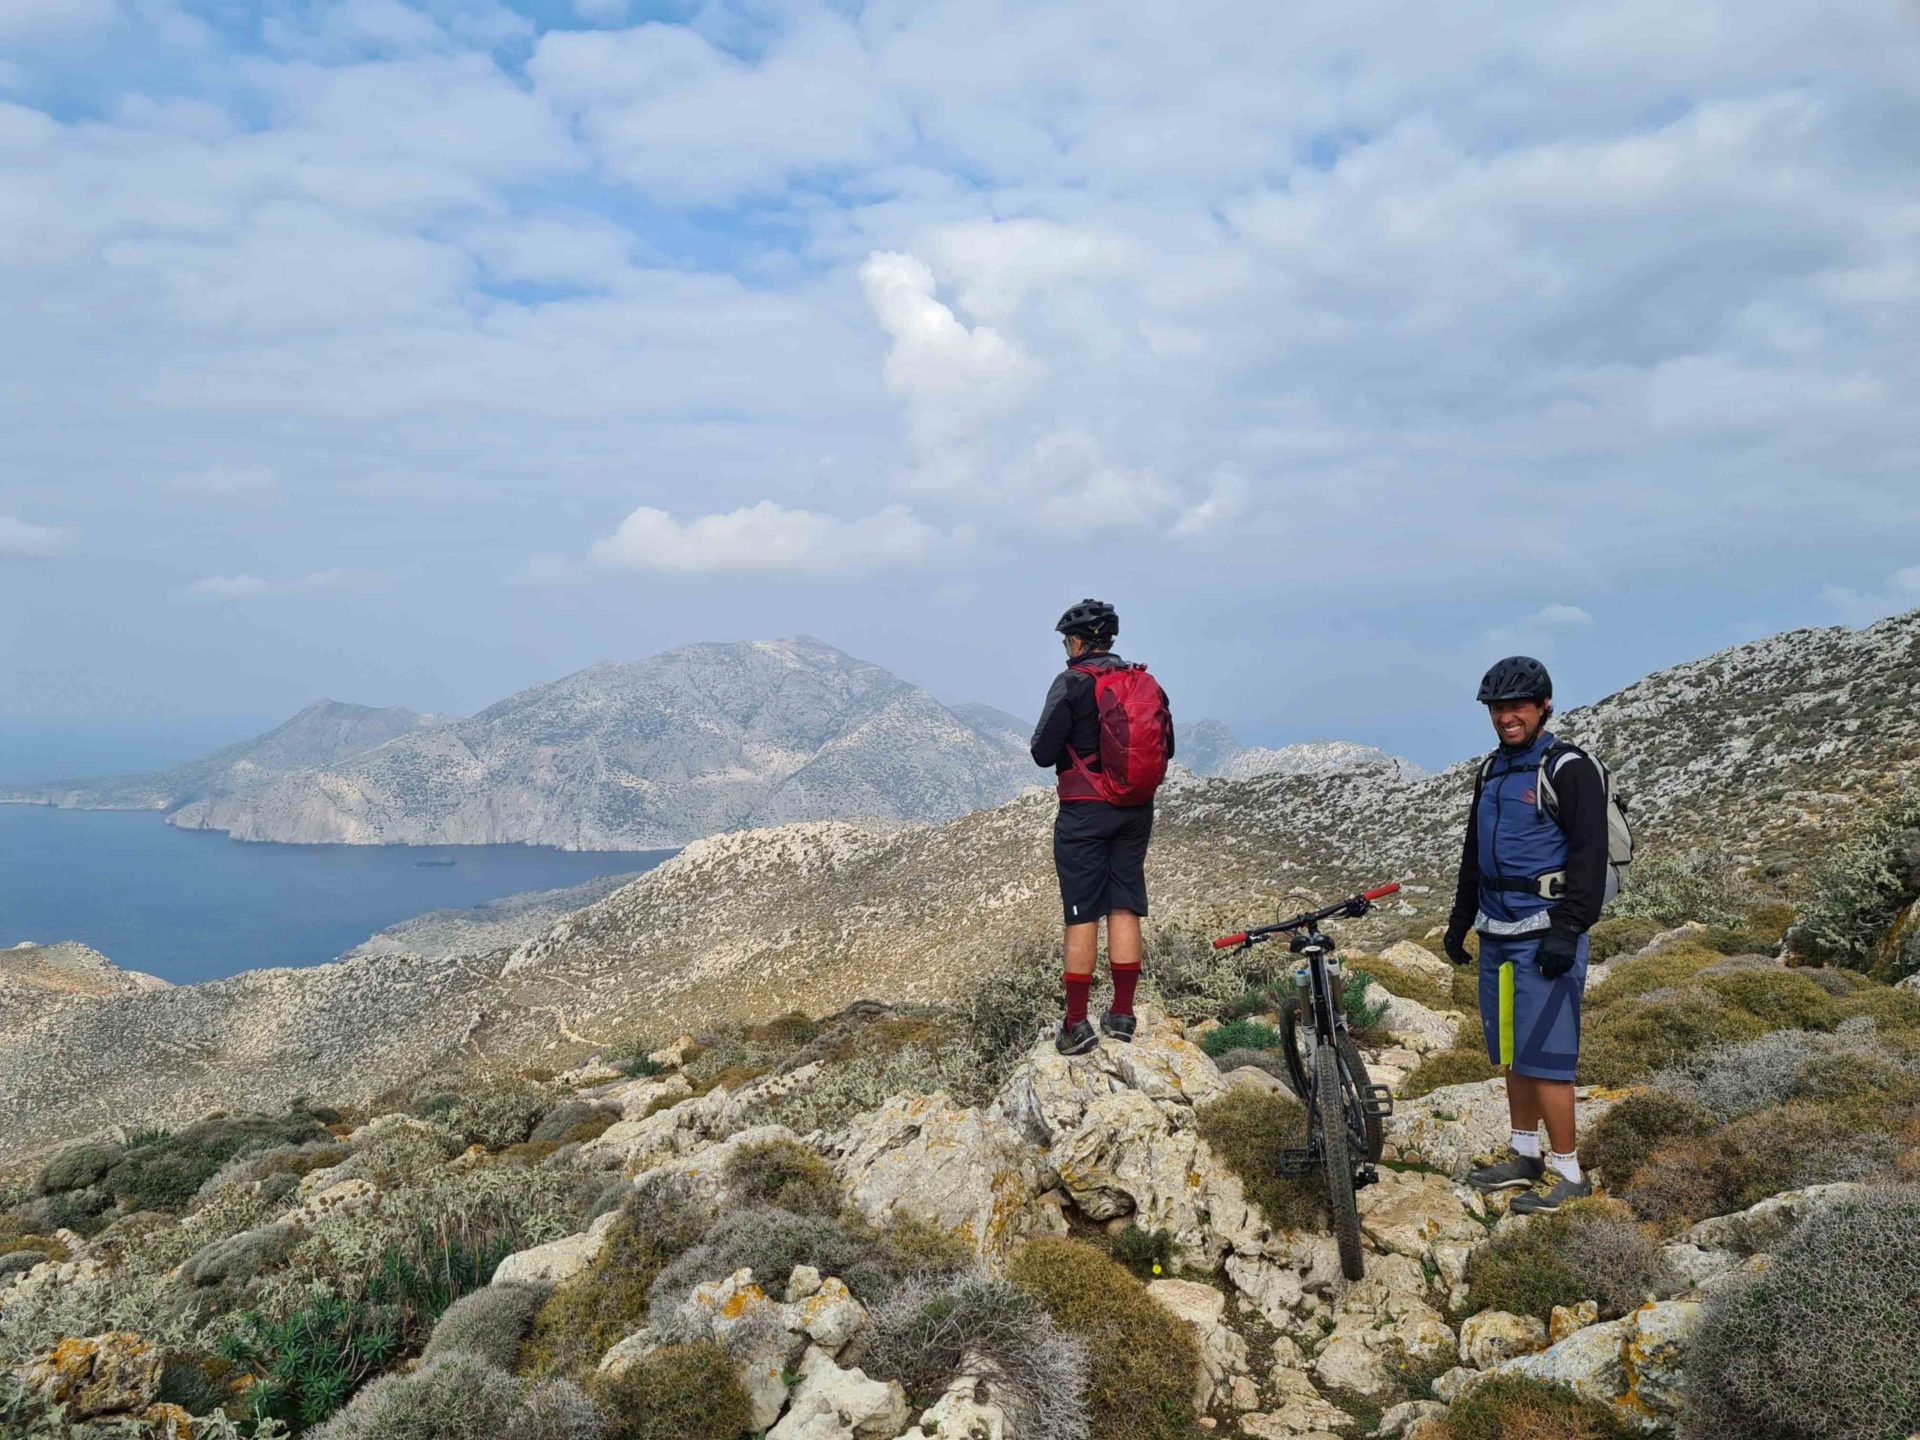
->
xmin=0 ymin=805 xmax=670 ymax=985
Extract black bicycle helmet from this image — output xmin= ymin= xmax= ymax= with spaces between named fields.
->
xmin=1055 ymin=598 xmax=1119 ymax=641
xmin=1477 ymin=655 xmax=1552 ymax=704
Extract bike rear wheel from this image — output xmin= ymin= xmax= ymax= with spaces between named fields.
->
xmin=1314 ymin=1044 xmax=1366 ymax=1282
xmin=1280 ymin=998 xmax=1385 ymax=1164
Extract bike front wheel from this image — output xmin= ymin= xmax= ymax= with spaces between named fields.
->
xmin=1314 ymin=1044 xmax=1366 ymax=1282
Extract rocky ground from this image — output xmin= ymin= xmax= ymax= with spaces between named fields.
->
xmin=5 ymin=916 xmax=1915 ymax=1440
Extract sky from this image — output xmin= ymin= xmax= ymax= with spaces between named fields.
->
xmin=2 ymin=0 xmax=1918 ymax=772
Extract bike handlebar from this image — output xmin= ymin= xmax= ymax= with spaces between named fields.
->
xmin=1212 ymin=882 xmax=1402 ymax=949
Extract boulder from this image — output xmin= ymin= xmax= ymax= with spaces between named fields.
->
xmin=22 ymin=1331 xmax=162 ymax=1419
xmin=669 ymin=1268 xmax=811 ymax=1430
xmin=1656 ymin=1241 xmax=1741 ymax=1293
xmin=1147 ymin=1278 xmax=1259 ymax=1412
xmin=1225 ymin=1236 xmax=1343 ymax=1328
xmin=1246 ymin=1367 xmax=1353 ymax=1436
xmin=898 ymin=1375 xmax=1007 ymax=1440
xmin=646 ymin=1123 xmax=808 ymax=1207
xmin=1681 ymin=1181 xmax=1870 ymax=1256
xmin=826 ymin=1094 xmax=1063 ymax=1271
xmin=1358 ymin=1168 xmax=1486 ymax=1262
xmin=1309 ymin=1254 xmax=1455 ymax=1397
xmin=1375 ymin=1399 xmax=1449 ymax=1438
xmin=1471 ymin=1300 xmax=1701 ymax=1432
xmin=1549 ymin=1300 xmax=1599 ymax=1344
xmin=598 ymin=1071 xmax=694 ymax=1120
xmin=767 ymin=1345 xmax=909 ymax=1440
xmin=492 ymin=1208 xmax=621 ymax=1288
xmin=1377 ymin=941 xmax=1455 ymax=987
xmin=1384 ymin=1079 xmax=1617 ymax=1179
xmin=990 ymin=1006 xmax=1225 ymax=1144
xmin=1457 ymin=1309 xmax=1547 ymax=1369
xmin=1373 ymin=993 xmax=1463 ymax=1055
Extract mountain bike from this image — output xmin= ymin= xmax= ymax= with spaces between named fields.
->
xmin=1214 ymin=882 xmax=1399 ymax=1281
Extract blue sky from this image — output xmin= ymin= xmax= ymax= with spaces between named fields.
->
xmin=2 ymin=0 xmax=1917 ymax=770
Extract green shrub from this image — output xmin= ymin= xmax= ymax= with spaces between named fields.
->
xmin=1199 ymin=1019 xmax=1281 ymax=1058
xmin=1700 ymin=970 xmax=1840 ymax=1030
xmin=865 ymin=1272 xmax=1091 ymax=1437
xmin=425 ymin=1282 xmax=551 ymax=1370
xmin=583 ymin=1343 xmax=750 ymax=1440
xmin=1579 ymin=1092 xmax=1718 ymax=1184
xmin=1611 ymin=847 xmax=1759 ymax=928
xmin=1587 ymin=915 xmax=1664 ymax=963
xmin=1009 ymin=1239 xmax=1199 ymax=1440
xmin=1792 ymin=789 xmax=1920 ymax=980
xmin=1682 ymin=1184 xmax=1920 ymax=1440
xmin=221 ymin=1289 xmax=410 ymax=1430
xmin=1578 ymin=993 xmax=1769 ymax=1087
xmin=180 ymin=1223 xmax=297 ymax=1288
xmin=1344 ymin=969 xmax=1390 ymax=1036
xmin=444 ymin=1079 xmax=552 ymax=1150
xmin=1194 ymin=1089 xmax=1323 ymax=1233
xmin=107 ymin=1113 xmax=330 ymax=1213
xmin=38 ymin=1140 xmax=124 ymax=1195
xmin=1622 ymin=1102 xmax=1902 ymax=1230
xmin=520 ymin=1175 xmax=711 ymax=1379
xmin=723 ymin=1139 xmax=841 ymax=1217
xmin=1443 ymin=1373 xmax=1634 ymax=1439
xmin=1583 ymin=943 xmax=1724 ymax=1010
xmin=309 ymin=1349 xmax=598 ymax=1440
xmin=531 ymin=1102 xmax=619 ymax=1146
xmin=1109 ymin=1224 xmax=1177 ymax=1280
xmin=1833 ymin=983 xmax=1920 ymax=1033
xmin=156 ymin=1351 xmax=238 ymax=1416
xmin=1463 ymin=1199 xmax=1677 ymax=1322
xmin=1218 ymin=988 xmax=1278 ymax=1021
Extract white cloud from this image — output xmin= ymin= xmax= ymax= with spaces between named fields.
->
xmin=1825 ymin=565 xmax=1920 ymax=626
xmin=1481 ymin=602 xmax=1598 ymax=655
xmin=860 ymin=251 xmax=1034 ymax=409
xmin=165 ymin=464 xmax=278 ymax=502
xmin=182 ymin=569 xmax=388 ymax=601
xmin=0 ymin=515 xmax=76 ymax=557
xmin=0 ymin=0 xmax=116 ymax=42
xmin=588 ymin=501 xmax=942 ymax=576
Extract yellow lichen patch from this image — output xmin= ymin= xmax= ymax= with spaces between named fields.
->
xmin=719 ymin=1282 xmax=769 ymax=1319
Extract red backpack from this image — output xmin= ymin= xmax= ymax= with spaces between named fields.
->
xmin=1058 ymin=662 xmax=1171 ymax=806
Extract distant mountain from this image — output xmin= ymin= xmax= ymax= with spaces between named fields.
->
xmin=1176 ymin=720 xmax=1424 ymax=783
xmin=11 ymin=611 xmax=1916 ymax=1165
xmin=0 ymin=701 xmax=443 ymax=811
xmin=948 ymin=701 xmax=1033 ymax=751
xmin=165 ymin=638 xmax=1039 ymax=849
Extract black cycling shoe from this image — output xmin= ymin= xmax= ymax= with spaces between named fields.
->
xmin=1055 ymin=1019 xmax=1099 ymax=1056
xmin=1511 ymin=1174 xmax=1593 ymax=1215
xmin=1099 ymin=1011 xmax=1137 ymax=1042
xmin=1466 ymin=1153 xmax=1546 ymax=1192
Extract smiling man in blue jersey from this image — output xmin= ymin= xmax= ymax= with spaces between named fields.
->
xmin=1443 ymin=656 xmax=1610 ymax=1214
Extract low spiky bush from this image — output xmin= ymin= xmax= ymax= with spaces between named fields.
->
xmin=156 ymin=1350 xmax=239 ymax=1417
xmin=1683 ymin=1184 xmax=1920 ymax=1440
xmin=442 ymin=1079 xmax=552 ymax=1150
xmin=1610 ymin=847 xmax=1759 ymax=928
xmin=1463 ymin=1199 xmax=1677 ymax=1322
xmin=865 ymin=1271 xmax=1091 ymax=1437
xmin=1587 ymin=915 xmax=1665 ymax=963
xmin=1443 ymin=1373 xmax=1634 ymax=1440
xmin=582 ymin=1343 xmax=750 ymax=1440
xmin=648 ymin=1205 xmax=899 ymax=1322
xmin=732 ymin=1042 xmax=982 ymax=1133
xmin=1579 ymin=1092 xmax=1717 ymax=1185
xmin=1578 ymin=993 xmax=1770 ymax=1087
xmin=1700 ymin=970 xmax=1840 ymax=1031
xmin=1621 ymin=1102 xmax=1902 ymax=1230
xmin=530 ymin=1102 xmax=618 ymax=1146
xmin=180 ymin=1223 xmax=297 ymax=1288
xmin=1194 ymin=1088 xmax=1323 ymax=1233
xmin=1008 ymin=1239 xmax=1200 ymax=1440
xmin=425 ymin=1282 xmax=550 ymax=1370
xmin=106 ymin=1113 xmax=330 ymax=1213
xmin=1399 ymin=1047 xmax=1501 ymax=1098
xmin=311 ymin=1348 xmax=605 ymax=1440
xmin=1199 ymin=1019 xmax=1281 ymax=1057
xmin=1109 ymin=1224 xmax=1177 ymax=1280
xmin=38 ymin=1140 xmax=124 ymax=1195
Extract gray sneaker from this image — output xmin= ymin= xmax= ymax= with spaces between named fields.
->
xmin=1099 ymin=1011 xmax=1137 ymax=1042
xmin=1511 ymin=1174 xmax=1593 ymax=1215
xmin=1055 ymin=1019 xmax=1099 ymax=1056
xmin=1466 ymin=1153 xmax=1546 ymax=1192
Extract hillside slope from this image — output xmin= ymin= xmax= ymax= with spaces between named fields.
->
xmin=165 ymin=638 xmax=1034 ymax=849
xmin=4 ymin=611 xmax=1917 ymax=1167
xmin=0 ymin=701 xmax=441 ymax=811
xmin=1177 ymin=719 xmax=1424 ymax=783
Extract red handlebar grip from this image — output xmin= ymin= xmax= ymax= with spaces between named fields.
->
xmin=1213 ymin=933 xmax=1248 ymax=949
xmin=1363 ymin=883 xmax=1401 ymax=901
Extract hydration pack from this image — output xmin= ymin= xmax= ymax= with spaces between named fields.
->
xmin=1478 ymin=741 xmax=1635 ymax=904
xmin=1058 ymin=662 xmax=1171 ymax=806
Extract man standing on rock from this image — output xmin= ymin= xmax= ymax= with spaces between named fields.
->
xmin=1031 ymin=599 xmax=1174 ymax=1056
xmin=1444 ymin=656 xmax=1609 ymax=1213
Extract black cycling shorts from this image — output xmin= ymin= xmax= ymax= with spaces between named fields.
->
xmin=1053 ymin=801 xmax=1153 ymax=925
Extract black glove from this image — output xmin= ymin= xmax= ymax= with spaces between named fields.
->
xmin=1537 ymin=927 xmax=1580 ymax=980
xmin=1443 ymin=924 xmax=1473 ymax=967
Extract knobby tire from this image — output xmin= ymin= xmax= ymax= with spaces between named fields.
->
xmin=1314 ymin=1044 xmax=1366 ymax=1282
xmin=1280 ymin=997 xmax=1385 ymax=1163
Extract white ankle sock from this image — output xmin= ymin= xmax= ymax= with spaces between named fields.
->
xmin=1549 ymin=1150 xmax=1582 ymax=1183
xmin=1510 ymin=1130 xmax=1540 ymax=1159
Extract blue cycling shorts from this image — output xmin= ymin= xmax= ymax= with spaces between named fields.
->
xmin=1477 ymin=930 xmax=1589 ymax=1082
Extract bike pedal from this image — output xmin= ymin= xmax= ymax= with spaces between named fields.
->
xmin=1276 ymin=1148 xmax=1318 ymax=1178
xmin=1355 ymin=1166 xmax=1380 ymax=1190
xmin=1360 ymin=1084 xmax=1395 ymax=1119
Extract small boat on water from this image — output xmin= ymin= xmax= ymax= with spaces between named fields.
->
xmin=413 ymin=857 xmax=457 ymax=868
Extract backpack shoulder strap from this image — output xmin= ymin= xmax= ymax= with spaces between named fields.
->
xmin=1537 ymin=742 xmax=1606 ymax=824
